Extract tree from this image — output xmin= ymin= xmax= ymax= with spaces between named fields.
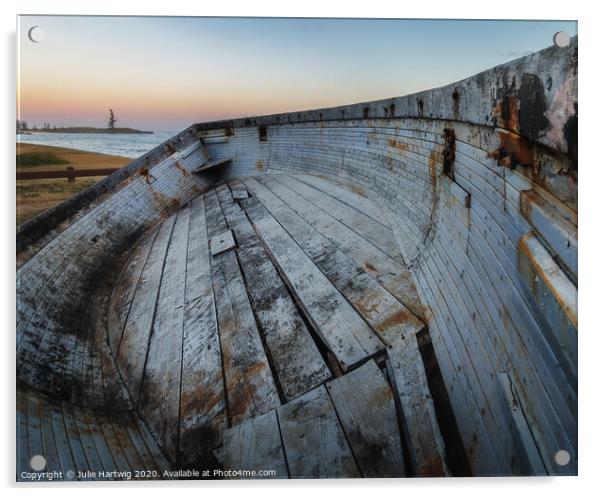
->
xmin=108 ymin=109 xmax=117 ymax=129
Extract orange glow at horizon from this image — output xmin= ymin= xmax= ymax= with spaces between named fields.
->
xmin=17 ymin=16 xmax=577 ymax=131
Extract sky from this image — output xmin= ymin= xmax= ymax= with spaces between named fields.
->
xmin=17 ymin=16 xmax=577 ymax=132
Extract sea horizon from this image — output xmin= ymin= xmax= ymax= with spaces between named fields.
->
xmin=17 ymin=130 xmax=178 ymax=159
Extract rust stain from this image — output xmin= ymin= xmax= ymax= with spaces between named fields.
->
xmin=181 ymin=384 xmax=223 ymax=416
xmin=364 ymin=261 xmax=377 ymax=273
xmin=384 ymin=155 xmax=395 ymax=171
xmin=354 ymin=295 xmax=380 ymax=317
xmin=377 ymin=309 xmax=410 ymax=333
xmin=245 ymin=361 xmax=267 ymax=377
xmin=174 ymin=161 xmax=190 ymax=177
xmin=489 ymin=93 xmax=535 ymax=170
xmin=350 ymin=184 xmax=366 ymax=197
xmin=419 ymin=455 xmax=448 ymax=477
xmin=139 ymin=166 xmax=151 ymax=183
xmin=493 ymin=94 xmax=519 ymax=132
xmin=428 ymin=150 xmax=439 ymax=192
xmin=255 ymin=160 xmax=265 ymax=172
xmin=369 ymin=386 xmax=392 ymax=410
xmin=488 ymin=131 xmax=534 ymax=170
xmin=388 ymin=139 xmax=409 ymax=152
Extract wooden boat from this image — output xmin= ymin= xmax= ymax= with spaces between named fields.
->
xmin=16 ymin=38 xmax=577 ymax=479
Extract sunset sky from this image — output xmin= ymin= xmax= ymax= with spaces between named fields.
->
xmin=17 ymin=16 xmax=577 ymax=132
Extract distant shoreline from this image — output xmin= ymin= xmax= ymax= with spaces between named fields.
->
xmin=20 ymin=127 xmax=154 ymax=135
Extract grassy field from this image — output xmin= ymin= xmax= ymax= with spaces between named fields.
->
xmin=17 ymin=143 xmax=130 ymax=225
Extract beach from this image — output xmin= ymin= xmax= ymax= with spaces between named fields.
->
xmin=16 ymin=143 xmax=130 ymax=225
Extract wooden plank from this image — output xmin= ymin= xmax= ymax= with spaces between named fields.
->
xmin=210 ymin=229 xmax=235 ymax=256
xmin=107 ymin=228 xmax=160 ymax=354
xmin=81 ymin=409 xmax=118 ymax=478
xmin=386 ymin=333 xmax=449 ymax=476
xmin=16 ymin=167 xmax=119 ymax=180
xmin=326 ymin=360 xmax=405 ymax=477
xmin=179 ymin=195 xmax=227 ymax=467
xmin=136 ymin=416 xmax=171 ymax=473
xmin=215 ymin=184 xmax=331 ymax=401
xmin=250 ymin=176 xmax=423 ymax=322
xmin=221 ymin=409 xmax=288 ymax=479
xmin=244 ymin=177 xmax=419 ymax=352
xmin=497 ymin=373 xmax=547 ymax=475
xmin=49 ymin=401 xmax=77 ymax=478
xmin=277 ymin=385 xmax=360 ymax=478
xmin=95 ymin=413 xmax=133 ymax=475
xmin=193 ymin=157 xmax=232 ymax=173
xmin=16 ymin=391 xmax=30 ymax=478
xmin=242 ymin=178 xmax=383 ymax=371
xmin=109 ymin=417 xmax=146 ymax=473
xmin=231 ymin=189 xmax=249 ymax=200
xmin=26 ymin=393 xmax=45 ymax=473
xmin=116 ymin=214 xmax=176 ymax=401
xmin=89 ymin=335 xmax=135 ymax=477
xmin=61 ymin=405 xmax=92 ymax=478
xmin=124 ymin=419 xmax=163 ymax=476
xmin=204 ymin=190 xmax=279 ymax=424
xmin=72 ymin=406 xmax=105 ymax=479
xmin=139 ymin=206 xmax=189 ymax=460
xmin=37 ymin=396 xmax=62 ymax=475
xmin=294 ymin=174 xmax=391 ymax=227
xmin=281 ymin=174 xmax=401 ymax=261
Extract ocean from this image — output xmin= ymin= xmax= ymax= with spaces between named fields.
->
xmin=17 ymin=131 xmax=179 ymax=159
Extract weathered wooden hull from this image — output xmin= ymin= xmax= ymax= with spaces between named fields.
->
xmin=16 ymin=38 xmax=577 ymax=479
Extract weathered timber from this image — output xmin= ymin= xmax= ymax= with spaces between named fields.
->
xmin=204 ymin=190 xmax=280 ymax=424
xmin=178 ymin=195 xmax=227 ymax=467
xmin=139 ymin=206 xmax=189 ymax=460
xmin=497 ymin=372 xmax=547 ymax=475
xmin=247 ymin=176 xmax=424 ymax=347
xmin=242 ymin=178 xmax=383 ymax=371
xmin=116 ymin=216 xmax=176 ymax=400
xmin=278 ymin=386 xmax=360 ymax=478
xmin=280 ymin=174 xmax=401 ymax=261
xmin=107 ymin=229 xmax=160 ymax=353
xmin=294 ymin=174 xmax=391 ymax=227
xmin=215 ymin=183 xmax=331 ymax=401
xmin=15 ymin=39 xmax=578 ymax=478
xmin=221 ymin=409 xmax=288 ymax=479
xmin=210 ymin=230 xmax=236 ymax=256
xmin=260 ymin=175 xmax=423 ymax=318
xmin=326 ymin=360 xmax=405 ymax=477
xmin=386 ymin=334 xmax=449 ymax=476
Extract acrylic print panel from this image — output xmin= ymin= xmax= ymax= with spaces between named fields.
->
xmin=16 ymin=15 xmax=577 ymax=481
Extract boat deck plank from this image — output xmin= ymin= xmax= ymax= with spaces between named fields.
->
xmin=221 ymin=409 xmax=288 ymax=479
xmin=139 ymin=206 xmax=189 ymax=460
xmin=215 ymin=183 xmax=331 ymax=401
xmin=204 ymin=190 xmax=280 ymax=425
xmin=278 ymin=386 xmax=360 ymax=478
xmin=179 ymin=194 xmax=227 ymax=466
xmin=243 ymin=177 xmax=383 ymax=371
xmin=246 ymin=176 xmax=424 ymax=348
xmin=326 ymin=360 xmax=406 ymax=478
